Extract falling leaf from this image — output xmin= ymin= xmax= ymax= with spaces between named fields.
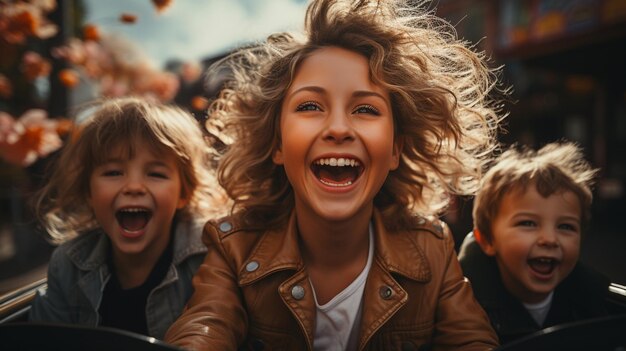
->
xmin=152 ymin=0 xmax=173 ymax=13
xmin=119 ymin=13 xmax=138 ymax=24
xmin=55 ymin=119 xmax=73 ymax=136
xmin=59 ymin=69 xmax=80 ymax=88
xmin=6 ymin=10 xmax=38 ymax=42
xmin=191 ymin=96 xmax=209 ymax=111
xmin=83 ymin=24 xmax=100 ymax=41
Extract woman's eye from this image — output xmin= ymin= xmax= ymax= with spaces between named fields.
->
xmin=353 ymin=104 xmax=380 ymax=115
xmin=295 ymin=101 xmax=322 ymax=112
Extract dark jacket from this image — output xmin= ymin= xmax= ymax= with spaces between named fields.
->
xmin=165 ymin=210 xmax=498 ymax=350
xmin=458 ymin=232 xmax=611 ymax=345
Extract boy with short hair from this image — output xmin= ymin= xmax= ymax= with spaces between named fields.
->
xmin=458 ymin=142 xmax=611 ymax=344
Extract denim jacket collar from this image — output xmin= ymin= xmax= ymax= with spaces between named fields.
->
xmin=64 ymin=218 xmax=207 ymax=273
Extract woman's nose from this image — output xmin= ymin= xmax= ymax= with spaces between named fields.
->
xmin=322 ymin=109 xmax=355 ymax=143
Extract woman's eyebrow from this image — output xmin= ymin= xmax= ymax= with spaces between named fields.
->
xmin=288 ymin=85 xmax=326 ymax=96
xmin=352 ymin=90 xmax=387 ymax=101
xmin=287 ymin=86 xmax=386 ymax=101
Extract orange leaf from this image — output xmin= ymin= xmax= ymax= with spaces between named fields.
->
xmin=191 ymin=96 xmax=209 ymax=111
xmin=152 ymin=0 xmax=173 ymax=13
xmin=119 ymin=13 xmax=138 ymax=24
xmin=59 ymin=69 xmax=79 ymax=88
xmin=9 ymin=10 xmax=38 ymax=38
xmin=83 ymin=24 xmax=100 ymax=41
xmin=55 ymin=119 xmax=73 ymax=136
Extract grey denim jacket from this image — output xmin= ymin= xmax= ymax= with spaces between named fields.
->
xmin=29 ymin=218 xmax=207 ymax=340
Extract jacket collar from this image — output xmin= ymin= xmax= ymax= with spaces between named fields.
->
xmin=238 ymin=209 xmax=432 ymax=286
xmin=66 ymin=218 xmax=207 ymax=271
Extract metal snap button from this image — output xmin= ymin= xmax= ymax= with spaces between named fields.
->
xmin=433 ymin=223 xmax=443 ymax=234
xmin=219 ymin=221 xmax=233 ymax=233
xmin=291 ymin=285 xmax=305 ymax=300
xmin=379 ymin=285 xmax=393 ymax=300
xmin=245 ymin=261 xmax=259 ymax=272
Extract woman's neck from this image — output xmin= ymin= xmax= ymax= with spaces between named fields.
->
xmin=295 ymin=203 xmax=372 ymax=270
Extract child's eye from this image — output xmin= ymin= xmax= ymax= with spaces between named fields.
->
xmin=295 ymin=101 xmax=322 ymax=112
xmin=149 ymin=172 xmax=169 ymax=179
xmin=516 ymin=220 xmax=536 ymax=227
xmin=352 ymin=104 xmax=380 ymax=115
xmin=558 ymin=223 xmax=579 ymax=232
xmin=102 ymin=170 xmax=122 ymax=177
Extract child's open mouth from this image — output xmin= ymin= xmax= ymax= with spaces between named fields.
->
xmin=311 ymin=157 xmax=363 ymax=187
xmin=115 ymin=208 xmax=152 ymax=233
xmin=528 ymin=257 xmax=559 ymax=276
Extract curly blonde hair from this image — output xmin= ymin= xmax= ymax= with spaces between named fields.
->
xmin=36 ymin=97 xmax=226 ymax=243
xmin=209 ymin=0 xmax=505 ymax=229
xmin=473 ymin=142 xmax=598 ymax=243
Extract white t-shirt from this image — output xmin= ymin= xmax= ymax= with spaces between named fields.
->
xmin=523 ymin=291 xmax=554 ymax=326
xmin=311 ymin=225 xmax=374 ymax=351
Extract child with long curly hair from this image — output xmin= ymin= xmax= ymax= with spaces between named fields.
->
xmin=166 ymin=0 xmax=506 ymax=349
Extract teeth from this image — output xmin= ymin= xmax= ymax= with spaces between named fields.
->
xmin=314 ymin=158 xmax=360 ymax=167
xmin=119 ymin=208 xmax=148 ymax=213
xmin=319 ymin=179 xmax=353 ymax=187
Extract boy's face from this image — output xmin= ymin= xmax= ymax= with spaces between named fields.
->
xmin=479 ymin=185 xmax=581 ymax=303
xmin=88 ymin=140 xmax=187 ymax=262
xmin=274 ymin=46 xmax=400 ymax=224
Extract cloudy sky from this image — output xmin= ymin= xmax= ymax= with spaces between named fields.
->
xmin=83 ymin=0 xmax=309 ymax=67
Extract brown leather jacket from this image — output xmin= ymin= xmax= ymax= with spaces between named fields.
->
xmin=165 ymin=210 xmax=498 ymax=350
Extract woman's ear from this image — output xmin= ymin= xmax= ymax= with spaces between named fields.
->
xmin=272 ymin=144 xmax=284 ymax=165
xmin=390 ymin=136 xmax=403 ymax=170
xmin=474 ymin=228 xmax=496 ymax=256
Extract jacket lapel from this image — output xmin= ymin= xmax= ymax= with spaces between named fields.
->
xmin=357 ymin=211 xmax=432 ymax=349
xmin=237 ymin=212 xmax=317 ymax=349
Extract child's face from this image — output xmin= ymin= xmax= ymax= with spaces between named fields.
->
xmin=88 ymin=140 xmax=187 ymax=260
xmin=480 ymin=185 xmax=581 ymax=303
xmin=273 ymin=46 xmax=400 ymax=223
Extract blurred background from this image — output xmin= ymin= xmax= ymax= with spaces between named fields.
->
xmin=1 ymin=0 xmax=625 ymax=295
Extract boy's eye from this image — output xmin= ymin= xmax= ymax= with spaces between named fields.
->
xmin=558 ymin=223 xmax=579 ymax=232
xmin=149 ymin=171 xmax=169 ymax=179
xmin=516 ymin=220 xmax=536 ymax=227
xmin=295 ymin=101 xmax=322 ymax=112
xmin=352 ymin=104 xmax=380 ymax=115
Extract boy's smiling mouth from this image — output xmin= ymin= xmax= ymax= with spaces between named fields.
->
xmin=115 ymin=207 xmax=152 ymax=233
xmin=311 ymin=157 xmax=364 ymax=187
xmin=528 ymin=257 xmax=559 ymax=276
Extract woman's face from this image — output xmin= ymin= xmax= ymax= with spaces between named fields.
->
xmin=273 ymin=46 xmax=400 ymax=225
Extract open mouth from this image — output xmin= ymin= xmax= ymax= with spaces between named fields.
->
xmin=115 ymin=208 xmax=152 ymax=232
xmin=528 ymin=257 xmax=559 ymax=275
xmin=311 ymin=157 xmax=364 ymax=187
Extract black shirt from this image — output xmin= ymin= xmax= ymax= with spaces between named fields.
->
xmin=99 ymin=235 xmax=174 ymax=336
